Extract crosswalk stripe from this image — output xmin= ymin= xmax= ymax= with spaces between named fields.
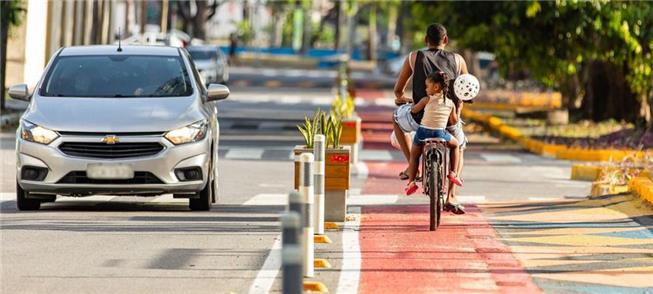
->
xmin=349 ymin=195 xmax=398 ymax=205
xmin=225 ymin=148 xmax=264 ymax=160
xmin=360 ymin=150 xmax=393 ymax=161
xmin=456 ymin=196 xmax=487 ymax=203
xmin=243 ymin=193 xmax=287 ymax=206
xmin=480 ymin=153 xmax=522 ymax=163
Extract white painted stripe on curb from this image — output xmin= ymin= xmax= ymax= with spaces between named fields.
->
xmin=243 ymin=194 xmax=287 ymax=206
xmin=225 ymin=148 xmax=264 ymax=160
xmin=248 ymin=235 xmax=283 ymax=294
xmin=337 ymin=206 xmax=362 ymax=294
xmin=456 ymin=196 xmax=487 ymax=204
xmin=349 ymin=195 xmax=398 ymax=205
xmin=480 ymin=153 xmax=522 ymax=163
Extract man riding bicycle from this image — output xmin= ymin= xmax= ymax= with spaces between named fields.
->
xmin=392 ymin=23 xmax=469 ymax=214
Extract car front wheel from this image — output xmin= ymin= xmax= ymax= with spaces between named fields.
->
xmin=16 ymin=181 xmax=40 ymax=211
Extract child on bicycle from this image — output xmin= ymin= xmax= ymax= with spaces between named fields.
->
xmin=405 ymin=71 xmax=462 ymax=195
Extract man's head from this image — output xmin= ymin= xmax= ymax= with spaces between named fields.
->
xmin=425 ymin=23 xmax=448 ymax=47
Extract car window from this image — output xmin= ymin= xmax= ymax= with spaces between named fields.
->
xmin=40 ymin=55 xmax=193 ymax=98
xmin=183 ymin=50 xmax=207 ymax=96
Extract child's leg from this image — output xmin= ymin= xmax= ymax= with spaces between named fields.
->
xmin=407 ymin=143 xmax=423 ymax=182
xmin=447 ymin=137 xmax=459 ymax=173
xmin=447 ymin=148 xmax=464 ymax=203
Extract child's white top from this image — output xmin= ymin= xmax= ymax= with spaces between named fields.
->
xmin=421 ymin=93 xmax=454 ymax=129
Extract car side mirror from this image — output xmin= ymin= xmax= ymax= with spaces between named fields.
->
xmin=8 ymin=84 xmax=30 ymax=101
xmin=207 ymin=84 xmax=229 ymax=101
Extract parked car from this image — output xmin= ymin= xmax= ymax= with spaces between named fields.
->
xmin=187 ymin=45 xmax=229 ymax=85
xmin=9 ymin=45 xmax=229 ymax=211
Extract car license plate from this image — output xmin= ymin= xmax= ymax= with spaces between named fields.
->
xmin=87 ymin=164 xmax=134 ymax=180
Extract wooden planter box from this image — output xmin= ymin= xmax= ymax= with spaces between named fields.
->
xmin=293 ymin=146 xmax=351 ymax=191
xmin=340 ymin=116 xmax=362 ymax=146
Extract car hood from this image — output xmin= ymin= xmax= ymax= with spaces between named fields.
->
xmin=24 ymin=96 xmax=204 ymax=133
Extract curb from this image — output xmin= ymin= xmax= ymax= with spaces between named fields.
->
xmin=462 ymin=108 xmax=650 ymax=162
xmin=629 ymin=176 xmax=653 ymax=206
xmin=571 ymin=164 xmax=603 ymax=181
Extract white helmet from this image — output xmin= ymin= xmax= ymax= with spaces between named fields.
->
xmin=453 ymin=74 xmax=480 ymax=101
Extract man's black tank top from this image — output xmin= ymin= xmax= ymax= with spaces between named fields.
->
xmin=411 ymin=48 xmax=458 ymax=123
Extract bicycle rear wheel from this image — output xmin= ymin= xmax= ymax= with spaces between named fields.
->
xmin=427 ymin=151 xmax=442 ymax=231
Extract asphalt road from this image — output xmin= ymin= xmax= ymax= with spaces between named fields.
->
xmin=2 ymin=67 xmax=649 ymax=293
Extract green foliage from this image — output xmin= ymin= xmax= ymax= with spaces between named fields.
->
xmin=297 ymin=109 xmax=343 ymax=149
xmin=331 ymin=94 xmax=355 ymax=119
xmin=408 ymin=1 xmax=653 ymax=121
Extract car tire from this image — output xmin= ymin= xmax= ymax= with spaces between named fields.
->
xmin=16 ymin=181 xmax=40 ymax=211
xmin=189 ymin=160 xmax=214 ymax=211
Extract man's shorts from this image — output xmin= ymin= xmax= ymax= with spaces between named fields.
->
xmin=446 ymin=121 xmax=468 ymax=150
xmin=413 ymin=126 xmax=453 ymax=146
xmin=393 ymin=104 xmax=419 ymax=133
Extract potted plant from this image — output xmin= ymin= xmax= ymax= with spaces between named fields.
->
xmin=294 ymin=110 xmax=351 ymax=221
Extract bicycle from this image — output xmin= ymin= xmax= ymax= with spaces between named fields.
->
xmin=421 ymin=138 xmax=450 ymax=231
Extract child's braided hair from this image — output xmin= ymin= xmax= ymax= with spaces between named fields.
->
xmin=426 ymin=71 xmax=450 ymax=103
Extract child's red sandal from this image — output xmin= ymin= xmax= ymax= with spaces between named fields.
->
xmin=405 ymin=182 xmax=419 ymax=196
xmin=448 ymin=173 xmax=463 ymax=187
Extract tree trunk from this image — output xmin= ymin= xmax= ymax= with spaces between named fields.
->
xmin=582 ymin=60 xmax=640 ymax=123
xmin=367 ymin=4 xmax=377 ymax=61
xmin=192 ymin=1 xmax=208 ymax=40
xmin=0 ymin=1 xmax=8 ymax=111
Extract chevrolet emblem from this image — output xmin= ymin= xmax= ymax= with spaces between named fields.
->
xmin=101 ymin=135 xmax=119 ymax=145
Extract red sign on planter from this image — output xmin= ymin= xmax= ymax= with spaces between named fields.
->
xmin=329 ymin=154 xmax=349 ymax=163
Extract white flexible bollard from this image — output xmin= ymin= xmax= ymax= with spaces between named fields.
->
xmin=313 ymin=135 xmax=326 ymax=235
xmin=298 ymin=153 xmax=315 ymax=277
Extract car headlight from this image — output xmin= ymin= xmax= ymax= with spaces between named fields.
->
xmin=20 ymin=120 xmax=59 ymax=145
xmin=164 ymin=120 xmax=208 ymax=145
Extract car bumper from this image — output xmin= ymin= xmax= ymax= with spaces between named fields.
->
xmin=16 ymin=134 xmax=211 ymax=196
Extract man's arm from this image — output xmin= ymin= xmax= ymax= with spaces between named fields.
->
xmin=456 ymin=53 xmax=469 ymax=75
xmin=393 ymin=53 xmax=414 ymax=105
xmin=449 ymin=105 xmax=459 ymax=125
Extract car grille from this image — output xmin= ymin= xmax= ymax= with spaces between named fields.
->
xmin=57 ymin=171 xmax=163 ymax=184
xmin=58 ymin=142 xmax=164 ymax=159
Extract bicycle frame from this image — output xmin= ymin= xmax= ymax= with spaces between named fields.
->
xmin=421 ymin=138 xmax=450 ymax=231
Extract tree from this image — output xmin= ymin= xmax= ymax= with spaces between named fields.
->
xmin=176 ymin=0 xmax=223 ymax=40
xmin=408 ymin=1 xmax=653 ymax=126
xmin=0 ymin=0 xmax=24 ymax=111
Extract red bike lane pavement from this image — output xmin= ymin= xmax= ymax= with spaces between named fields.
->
xmin=354 ymin=89 xmax=540 ymax=293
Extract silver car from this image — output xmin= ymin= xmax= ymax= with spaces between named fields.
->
xmin=187 ymin=46 xmax=229 ymax=84
xmin=9 ymin=45 xmax=229 ymax=211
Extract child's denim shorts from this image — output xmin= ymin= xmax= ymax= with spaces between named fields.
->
xmin=413 ymin=126 xmax=453 ymax=146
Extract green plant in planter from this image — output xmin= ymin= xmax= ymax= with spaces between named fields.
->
xmin=297 ymin=109 xmax=343 ymax=149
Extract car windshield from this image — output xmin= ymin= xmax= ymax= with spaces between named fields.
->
xmin=40 ymin=55 xmax=193 ymax=98
xmin=189 ymin=50 xmax=217 ymax=61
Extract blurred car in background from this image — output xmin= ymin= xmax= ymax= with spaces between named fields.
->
xmin=187 ymin=45 xmax=229 ymax=85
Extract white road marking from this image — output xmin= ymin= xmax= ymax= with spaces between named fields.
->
xmin=349 ymin=188 xmax=362 ymax=196
xmin=225 ymin=148 xmax=264 ymax=160
xmin=0 ymin=192 xmax=14 ymax=201
xmin=352 ymin=162 xmax=369 ymax=179
xmin=57 ymin=195 xmax=117 ymax=202
xmin=349 ymin=195 xmax=398 ymax=205
xmin=456 ymin=195 xmax=487 ymax=203
xmin=258 ymin=183 xmax=287 ymax=188
xmin=243 ymin=193 xmax=287 ymax=206
xmin=360 ymin=150 xmax=393 ymax=161
xmin=149 ymin=194 xmax=187 ymax=203
xmin=248 ymin=235 xmax=283 ymax=294
xmin=480 ymin=153 xmax=522 ymax=163
xmin=337 ymin=206 xmax=362 ymax=294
